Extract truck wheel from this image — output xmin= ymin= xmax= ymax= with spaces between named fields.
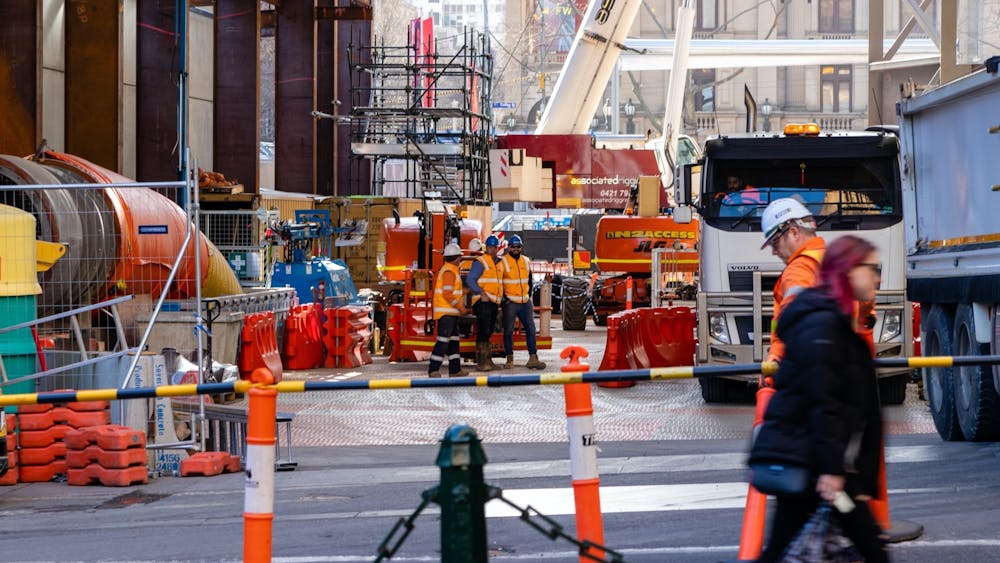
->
xmin=560 ymin=276 xmax=588 ymax=331
xmin=699 ymin=377 xmax=728 ymax=403
xmin=923 ymin=305 xmax=964 ymax=441
xmin=952 ymin=304 xmax=1000 ymax=441
xmin=878 ymin=374 xmax=908 ymax=405
xmin=593 ymin=312 xmax=608 ymax=326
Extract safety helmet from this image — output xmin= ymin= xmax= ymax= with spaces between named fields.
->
xmin=468 ymin=238 xmax=483 ymax=252
xmin=760 ymin=198 xmax=815 ymax=249
xmin=443 ymin=243 xmax=463 ymax=257
xmin=508 ymin=234 xmax=523 ymax=247
xmin=484 ymin=235 xmax=500 ymax=248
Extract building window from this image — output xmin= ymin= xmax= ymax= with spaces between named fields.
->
xmin=821 ymin=65 xmax=852 ymax=112
xmin=696 ymin=0 xmax=717 ymax=31
xmin=819 ymin=0 xmax=854 ymax=33
xmin=692 ymin=69 xmax=715 ymax=111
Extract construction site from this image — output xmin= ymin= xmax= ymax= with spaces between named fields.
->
xmin=1 ymin=0 xmax=999 ymax=562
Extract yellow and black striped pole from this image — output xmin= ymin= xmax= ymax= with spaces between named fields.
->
xmin=1 ymin=355 xmax=998 ymax=408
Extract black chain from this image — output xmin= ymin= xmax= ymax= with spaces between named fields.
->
xmin=487 ymin=486 xmax=627 ymax=563
xmin=373 ymin=487 xmax=436 ymax=562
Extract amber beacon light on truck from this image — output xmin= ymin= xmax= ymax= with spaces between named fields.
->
xmin=782 ymin=123 xmax=822 ymax=136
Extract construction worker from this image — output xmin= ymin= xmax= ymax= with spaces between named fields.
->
xmin=428 ymin=243 xmax=469 ymax=378
xmin=760 ymin=198 xmax=825 ymax=364
xmin=500 ymin=235 xmax=546 ymax=370
xmin=466 ymin=235 xmax=502 ymax=371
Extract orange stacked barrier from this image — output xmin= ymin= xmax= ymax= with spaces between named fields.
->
xmin=322 ymin=305 xmax=374 ymax=368
xmin=180 ymin=451 xmax=242 ymax=477
xmin=1 ymin=413 xmax=18 ymax=485
xmin=282 ymin=303 xmax=325 ymax=370
xmin=64 ymin=425 xmax=148 ymax=486
xmin=17 ymin=399 xmax=111 ymax=483
xmin=239 ymin=312 xmax=283 ymax=380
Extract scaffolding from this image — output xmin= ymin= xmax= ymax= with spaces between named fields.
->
xmin=347 ymin=28 xmax=493 ymax=205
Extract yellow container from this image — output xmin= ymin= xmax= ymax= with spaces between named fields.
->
xmin=0 ymin=205 xmax=42 ymax=297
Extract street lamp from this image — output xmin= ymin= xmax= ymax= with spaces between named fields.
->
xmin=761 ymin=98 xmax=773 ymax=133
xmin=624 ymin=98 xmax=636 ymax=134
xmin=603 ymin=97 xmax=612 ymax=130
xmin=506 ymin=115 xmax=517 ymax=131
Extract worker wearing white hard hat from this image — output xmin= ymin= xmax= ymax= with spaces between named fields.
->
xmin=429 ymin=243 xmax=469 ymax=377
xmin=760 ymin=198 xmax=825 ymax=365
xmin=466 ymin=235 xmax=503 ymax=371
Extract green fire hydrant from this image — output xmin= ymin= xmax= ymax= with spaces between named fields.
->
xmin=432 ymin=424 xmax=489 ymax=563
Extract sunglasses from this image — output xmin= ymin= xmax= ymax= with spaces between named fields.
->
xmin=510 ymin=245 xmax=523 ymax=249
xmin=858 ymin=262 xmax=882 ymax=276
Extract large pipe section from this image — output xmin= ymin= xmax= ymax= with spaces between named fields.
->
xmin=0 ymin=152 xmax=240 ymax=317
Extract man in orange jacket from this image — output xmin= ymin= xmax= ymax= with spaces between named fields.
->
xmin=760 ymin=198 xmax=825 ymax=364
xmin=761 ymin=198 xmax=877 ymax=364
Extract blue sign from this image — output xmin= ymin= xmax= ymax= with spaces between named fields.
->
xmin=138 ymin=225 xmax=168 ymax=235
xmin=492 ymin=101 xmax=516 ymax=109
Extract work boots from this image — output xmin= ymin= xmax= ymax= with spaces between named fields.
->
xmin=504 ymin=355 xmax=515 ymax=369
xmin=476 ymin=343 xmax=492 ymax=372
xmin=485 ymin=346 xmax=499 ymax=370
xmin=525 ymin=354 xmax=546 ymax=370
xmin=449 ymin=368 xmax=470 ymax=377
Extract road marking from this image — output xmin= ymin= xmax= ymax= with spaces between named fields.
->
xmin=487 ymin=483 xmax=748 ymax=517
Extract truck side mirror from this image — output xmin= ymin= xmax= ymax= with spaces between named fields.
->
xmin=674 ymin=163 xmax=693 ymax=206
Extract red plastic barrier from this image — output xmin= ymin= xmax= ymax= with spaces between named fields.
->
xmin=66 ymin=464 xmax=148 ymax=486
xmin=66 ymin=445 xmax=147 ymax=469
xmin=322 ymin=305 xmax=374 ymax=368
xmin=282 ymin=303 xmax=325 ymax=370
xmin=18 ymin=408 xmax=111 ymax=431
xmin=238 ymin=312 xmax=284 ymax=382
xmin=19 ymin=442 xmax=67 ymax=466
xmin=63 ymin=424 xmax=146 ymax=451
xmin=19 ymin=425 xmax=74 ymax=448
xmin=640 ymin=307 xmax=696 ymax=367
xmin=180 ymin=451 xmax=242 ymax=477
xmin=599 ymin=307 xmax=698 ymax=381
xmin=20 ymin=461 xmax=68 ymax=483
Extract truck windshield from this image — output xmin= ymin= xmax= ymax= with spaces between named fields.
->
xmin=700 ymin=155 xmax=902 ymax=232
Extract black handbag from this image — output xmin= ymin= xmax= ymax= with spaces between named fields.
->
xmin=748 ymin=461 xmax=810 ymax=496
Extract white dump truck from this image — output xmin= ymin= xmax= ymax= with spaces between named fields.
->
xmin=674 ymin=126 xmax=914 ymax=405
xmin=899 ymin=59 xmax=1000 ymax=441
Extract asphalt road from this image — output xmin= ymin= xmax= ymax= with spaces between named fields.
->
xmin=0 ymin=318 xmax=995 ymax=562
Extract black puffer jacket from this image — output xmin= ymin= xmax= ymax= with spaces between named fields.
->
xmin=748 ymin=287 xmax=883 ymax=497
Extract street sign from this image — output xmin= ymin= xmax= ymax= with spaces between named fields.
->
xmin=492 ymin=101 xmax=516 ymax=109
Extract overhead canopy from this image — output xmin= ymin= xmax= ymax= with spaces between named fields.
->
xmin=619 ymin=38 xmax=939 ymax=71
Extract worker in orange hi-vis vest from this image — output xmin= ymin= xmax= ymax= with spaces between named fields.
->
xmin=428 ymin=243 xmax=469 ymax=378
xmin=499 ymin=235 xmax=546 ymax=371
xmin=760 ymin=198 xmax=826 ymax=367
xmin=467 ymin=235 xmax=503 ymax=371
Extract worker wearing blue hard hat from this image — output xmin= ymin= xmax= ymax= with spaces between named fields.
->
xmin=467 ymin=235 xmax=503 ymax=370
xmin=499 ymin=235 xmax=546 ymax=370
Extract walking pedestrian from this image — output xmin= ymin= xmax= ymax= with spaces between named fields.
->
xmin=466 ymin=235 xmax=502 ymax=371
xmin=499 ymin=235 xmax=546 ymax=370
xmin=749 ymin=235 xmax=888 ymax=562
xmin=428 ymin=243 xmax=469 ymax=378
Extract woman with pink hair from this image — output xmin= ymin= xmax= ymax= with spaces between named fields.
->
xmin=749 ymin=235 xmax=889 ymax=562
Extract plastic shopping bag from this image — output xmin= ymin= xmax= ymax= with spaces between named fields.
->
xmin=780 ymin=504 xmax=863 ymax=563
